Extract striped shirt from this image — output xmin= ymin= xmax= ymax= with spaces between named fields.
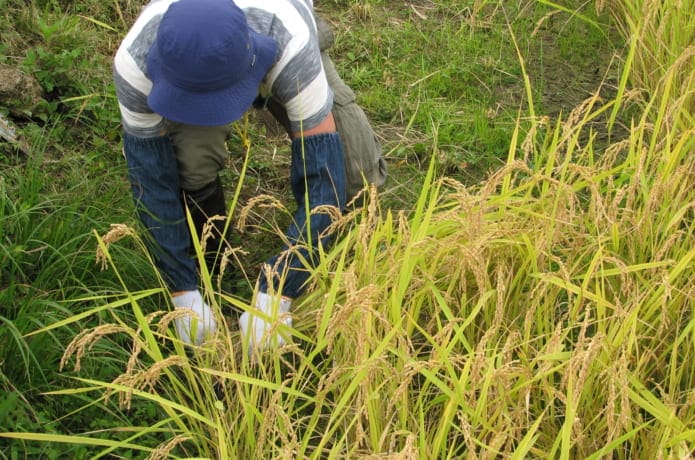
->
xmin=113 ymin=0 xmax=332 ymax=137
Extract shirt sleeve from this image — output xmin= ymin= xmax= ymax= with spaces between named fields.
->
xmin=113 ymin=0 xmax=173 ymax=137
xmin=240 ymin=1 xmax=334 ymax=133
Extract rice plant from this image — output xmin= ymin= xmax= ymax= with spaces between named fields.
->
xmin=1 ymin=0 xmax=693 ymax=458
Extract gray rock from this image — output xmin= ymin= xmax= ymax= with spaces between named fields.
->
xmin=0 ymin=63 xmax=44 ymax=117
xmin=0 ymin=112 xmax=30 ymax=154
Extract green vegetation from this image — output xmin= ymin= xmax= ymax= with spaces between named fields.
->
xmin=1 ymin=0 xmax=693 ymax=458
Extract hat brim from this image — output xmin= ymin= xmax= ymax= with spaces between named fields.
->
xmin=146 ymin=30 xmax=277 ymax=127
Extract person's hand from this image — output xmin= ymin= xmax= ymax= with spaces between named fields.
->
xmin=172 ymin=290 xmax=217 ymax=345
xmin=239 ymin=292 xmax=293 ymax=354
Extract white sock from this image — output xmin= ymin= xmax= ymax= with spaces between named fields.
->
xmin=239 ymin=292 xmax=292 ymax=354
xmin=172 ymin=290 xmax=217 ymax=345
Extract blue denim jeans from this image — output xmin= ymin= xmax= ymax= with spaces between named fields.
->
xmin=123 ymin=132 xmax=198 ymax=292
xmin=123 ymin=131 xmax=346 ymax=298
xmin=259 ymin=132 xmax=347 ymax=299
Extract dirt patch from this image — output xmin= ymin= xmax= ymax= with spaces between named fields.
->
xmin=488 ymin=9 xmax=632 ymax=165
xmin=528 ymin=34 xmax=620 ymax=118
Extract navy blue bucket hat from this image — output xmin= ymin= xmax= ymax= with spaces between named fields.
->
xmin=146 ymin=0 xmax=277 ymax=126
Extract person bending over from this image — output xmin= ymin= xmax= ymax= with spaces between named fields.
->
xmin=113 ymin=0 xmax=385 ymax=352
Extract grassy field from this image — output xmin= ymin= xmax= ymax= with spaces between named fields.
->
xmin=1 ymin=0 xmax=693 ymax=458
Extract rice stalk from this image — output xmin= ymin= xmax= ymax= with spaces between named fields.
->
xmin=2 ymin=0 xmax=693 ymax=457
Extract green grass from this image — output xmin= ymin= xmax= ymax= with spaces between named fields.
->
xmin=327 ymin=1 xmax=523 ymax=180
xmin=1 ymin=0 xmax=694 ymax=458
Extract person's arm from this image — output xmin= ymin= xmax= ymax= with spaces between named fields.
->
xmin=238 ymin=2 xmax=346 ymax=353
xmin=122 ymin=132 xmax=197 ymax=292
xmin=114 ymin=13 xmax=216 ymax=345
xmin=241 ymin=120 xmax=346 ymax=354
xmin=122 ymin=133 xmax=217 ymax=346
xmin=291 ymin=111 xmax=337 ymax=138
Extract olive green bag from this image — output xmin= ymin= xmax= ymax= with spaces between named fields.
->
xmin=317 ymin=17 xmax=387 ymax=202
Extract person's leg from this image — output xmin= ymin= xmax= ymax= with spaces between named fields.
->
xmin=182 ymin=176 xmax=228 ymax=274
xmin=167 ymin=121 xmax=233 ymax=278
